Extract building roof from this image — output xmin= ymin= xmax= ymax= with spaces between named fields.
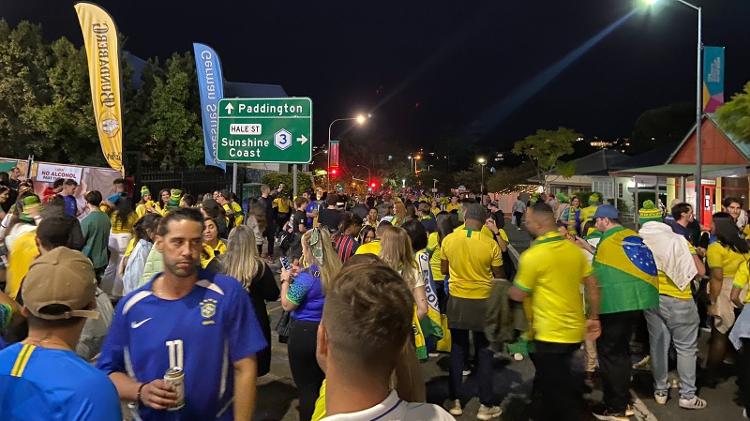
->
xmin=566 ymin=149 xmax=630 ymax=176
xmin=612 ymin=164 xmax=745 ymax=177
xmin=614 ymin=143 xmax=677 ymax=170
xmin=668 ymin=114 xmax=750 ymax=164
xmin=225 ymin=82 xmax=287 ymax=98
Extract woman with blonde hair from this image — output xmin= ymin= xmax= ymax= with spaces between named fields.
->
xmin=219 ymin=225 xmax=279 ymax=376
xmin=280 ymin=228 xmax=342 ymax=421
xmin=379 ymin=225 xmax=428 ymax=319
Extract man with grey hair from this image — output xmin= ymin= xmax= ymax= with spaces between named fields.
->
xmin=441 ymin=202 xmax=505 ymax=419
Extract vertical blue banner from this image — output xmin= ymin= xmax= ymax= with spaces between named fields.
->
xmin=703 ymin=46 xmax=725 ymax=114
xmin=193 ymin=43 xmax=226 ymax=170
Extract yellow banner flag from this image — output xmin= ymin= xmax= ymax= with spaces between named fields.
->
xmin=74 ymin=2 xmax=124 ymax=173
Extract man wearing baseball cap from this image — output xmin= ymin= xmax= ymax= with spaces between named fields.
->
xmin=590 ymin=205 xmax=659 ymax=420
xmin=0 ymin=247 xmax=121 ymax=420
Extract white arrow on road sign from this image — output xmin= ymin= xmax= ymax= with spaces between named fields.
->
xmin=225 ymin=103 xmax=235 ymax=114
xmin=296 ymin=135 xmax=308 ymax=145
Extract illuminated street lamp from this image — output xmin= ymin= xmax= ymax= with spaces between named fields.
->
xmin=477 ymin=157 xmax=487 ymax=196
xmin=327 ymin=114 xmax=370 ymax=190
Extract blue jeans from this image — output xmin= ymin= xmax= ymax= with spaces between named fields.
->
xmin=449 ymin=329 xmax=494 ymax=405
xmin=644 ymin=295 xmax=699 ymax=399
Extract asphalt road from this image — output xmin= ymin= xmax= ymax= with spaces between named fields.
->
xmin=255 ymin=225 xmax=749 ymax=420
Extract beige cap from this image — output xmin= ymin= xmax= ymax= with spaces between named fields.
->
xmin=22 ymin=247 xmax=99 ymax=320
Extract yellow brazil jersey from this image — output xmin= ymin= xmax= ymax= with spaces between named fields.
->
xmin=273 ymin=197 xmax=291 ymax=214
xmin=155 ymin=203 xmax=169 ymax=216
xmin=110 ymin=212 xmax=138 ymax=234
xmin=201 ymin=240 xmax=227 ymax=269
xmin=707 ymin=242 xmax=750 ymax=278
xmin=355 ymin=240 xmax=381 ymax=256
xmin=123 ymin=237 xmax=138 ymax=259
xmin=513 ymin=231 xmax=591 ymax=344
xmin=223 ymin=202 xmax=244 ymax=226
xmin=135 ymin=201 xmax=156 ymax=219
xmin=454 ymin=223 xmax=495 ymax=240
xmin=441 ymin=227 xmax=502 ymax=299
xmin=733 ymin=261 xmax=750 ymax=303
xmin=498 ymin=229 xmax=509 ymax=243
xmin=311 ymin=380 xmax=327 ymax=420
xmin=5 ymin=230 xmax=39 ymax=299
xmin=446 ymin=203 xmax=461 ymax=213
xmin=427 ymin=231 xmax=444 ymax=281
xmin=657 ymin=242 xmax=696 ymax=300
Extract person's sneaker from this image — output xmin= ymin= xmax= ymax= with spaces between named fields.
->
xmin=462 ymin=368 xmax=472 ymax=376
xmin=632 ymin=355 xmax=651 ymax=370
xmin=448 ymin=400 xmax=462 ymax=416
xmin=625 ymin=404 xmax=635 ymax=417
xmin=428 ymin=352 xmax=439 ymax=358
xmin=743 ymin=408 xmax=748 ymax=418
xmin=592 ymin=408 xmax=629 ymax=421
xmin=679 ymin=396 xmax=707 ymax=410
xmin=476 ymin=405 xmax=502 ymax=420
xmin=654 ymin=391 xmax=669 ymax=405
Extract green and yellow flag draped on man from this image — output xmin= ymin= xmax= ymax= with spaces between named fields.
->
xmin=593 ymin=226 xmax=659 ymax=314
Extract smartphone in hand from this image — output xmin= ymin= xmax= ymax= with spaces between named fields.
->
xmin=280 ymin=256 xmax=293 ymax=271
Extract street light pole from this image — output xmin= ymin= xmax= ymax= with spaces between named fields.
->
xmin=327 ymin=115 xmax=368 ymax=191
xmin=694 ymin=4 xmax=703 ymax=225
xmin=648 ymin=0 xmax=702 ymax=224
xmin=356 ymin=164 xmax=371 ymax=187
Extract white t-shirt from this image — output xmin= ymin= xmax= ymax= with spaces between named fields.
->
xmin=321 ymin=390 xmax=454 ymax=421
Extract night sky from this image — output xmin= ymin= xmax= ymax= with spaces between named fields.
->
xmin=2 ymin=0 xmax=749 ymax=154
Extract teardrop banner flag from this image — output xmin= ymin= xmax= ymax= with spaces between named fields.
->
xmin=74 ymin=2 xmax=124 ymax=174
xmin=193 ymin=43 xmax=226 ymax=170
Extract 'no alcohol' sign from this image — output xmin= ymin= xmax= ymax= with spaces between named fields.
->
xmin=217 ymin=97 xmax=312 ymax=164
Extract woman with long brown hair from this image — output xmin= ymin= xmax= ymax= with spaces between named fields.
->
xmin=220 ymin=225 xmax=280 ymax=377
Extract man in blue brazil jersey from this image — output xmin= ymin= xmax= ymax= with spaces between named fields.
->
xmin=97 ymin=208 xmax=267 ymax=421
xmin=0 ymin=247 xmax=121 ymax=420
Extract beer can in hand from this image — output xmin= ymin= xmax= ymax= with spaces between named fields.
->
xmin=164 ymin=367 xmax=185 ymax=410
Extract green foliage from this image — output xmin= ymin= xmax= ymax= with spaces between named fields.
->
xmin=556 ymin=161 xmax=576 ymax=178
xmin=716 ymin=82 xmax=750 ymax=143
xmin=572 ymin=191 xmax=594 ymax=207
xmin=29 ymin=37 xmax=101 ymax=165
xmin=486 ymin=162 xmax=535 ymax=193
xmin=261 ymin=170 xmax=313 ymax=197
xmin=146 ymin=52 xmax=203 ymax=169
xmin=0 ymin=20 xmax=49 ymax=158
xmin=512 ymin=127 xmax=581 ymax=185
xmin=631 ymin=102 xmax=693 ymax=153
xmin=0 ymin=20 xmax=207 ymax=171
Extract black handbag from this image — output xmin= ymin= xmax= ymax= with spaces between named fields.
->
xmin=275 ymin=310 xmax=293 ymax=343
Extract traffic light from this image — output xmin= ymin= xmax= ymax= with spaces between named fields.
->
xmin=329 ymin=167 xmax=339 ymax=178
xmin=370 ymin=180 xmax=379 ymax=190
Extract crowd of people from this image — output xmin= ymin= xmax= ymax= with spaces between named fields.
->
xmin=0 ymin=172 xmax=487 ymax=420
xmin=5 ymin=165 xmax=750 ymax=420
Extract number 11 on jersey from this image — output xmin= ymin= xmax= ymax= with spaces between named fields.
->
xmin=166 ymin=339 xmax=184 ymax=369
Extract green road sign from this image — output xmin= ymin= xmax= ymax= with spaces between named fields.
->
xmin=217 ymin=97 xmax=312 ymax=163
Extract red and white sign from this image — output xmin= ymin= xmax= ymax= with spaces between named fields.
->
xmin=36 ymin=163 xmax=83 ymax=184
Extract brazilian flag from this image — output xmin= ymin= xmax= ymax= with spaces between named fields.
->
xmin=593 ymin=226 xmax=659 ymax=314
